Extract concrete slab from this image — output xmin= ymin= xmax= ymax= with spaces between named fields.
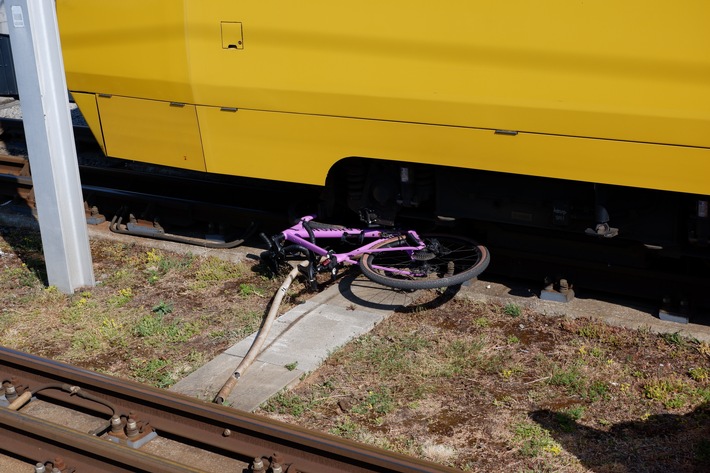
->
xmin=172 ymin=352 xmax=306 ymax=407
xmin=172 ymin=279 xmax=397 ymax=411
xmin=223 ymin=360 xmax=306 ymax=410
xmin=224 ymin=300 xmax=382 ymax=372
xmin=171 ymin=353 xmax=241 ymax=401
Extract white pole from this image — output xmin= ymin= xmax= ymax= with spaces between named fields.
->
xmin=7 ymin=0 xmax=94 ymax=293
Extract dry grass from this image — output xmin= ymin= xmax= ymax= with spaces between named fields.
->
xmin=0 ymin=226 xmax=308 ymax=387
xmin=2 ymin=225 xmax=710 ymax=472
xmin=258 ymin=298 xmax=710 ymax=472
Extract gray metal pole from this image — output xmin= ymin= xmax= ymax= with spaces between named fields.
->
xmin=7 ymin=0 xmax=94 ymax=293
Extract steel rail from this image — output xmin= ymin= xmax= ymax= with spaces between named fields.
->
xmin=0 ymin=408 xmax=202 ymax=472
xmin=0 ymin=346 xmax=457 ymax=473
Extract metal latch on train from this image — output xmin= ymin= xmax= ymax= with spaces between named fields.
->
xmin=221 ymin=22 xmax=244 ymax=50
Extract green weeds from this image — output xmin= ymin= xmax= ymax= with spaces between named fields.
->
xmin=512 ymin=421 xmax=561 ymax=457
xmin=507 ymin=335 xmax=521 ymax=344
xmin=330 ymin=417 xmax=361 ymax=439
xmin=134 ymin=312 xmax=200 ymax=344
xmin=503 ymin=303 xmax=522 ymax=317
xmin=152 ymin=301 xmax=174 ymax=316
xmin=131 ymin=358 xmax=174 ymax=388
xmin=643 ymin=377 xmax=694 ymax=409
xmin=661 ymin=331 xmax=687 ymax=347
xmin=238 ymin=283 xmax=264 ymax=297
xmin=262 ymin=380 xmax=336 ymax=417
xmin=548 ymin=364 xmax=609 ymax=402
xmin=108 ymin=287 xmax=133 ymax=307
xmin=192 ymin=256 xmax=245 ymax=288
xmin=352 ymin=387 xmax=396 ymax=417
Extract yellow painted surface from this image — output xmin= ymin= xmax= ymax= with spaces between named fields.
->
xmin=184 ymin=0 xmax=710 ymax=149
xmin=71 ymin=93 xmax=105 ymax=153
xmin=98 ymin=96 xmax=206 ymax=172
xmin=199 ymin=107 xmax=710 ymax=195
xmin=58 ymin=1 xmax=710 ymax=194
xmin=57 ymin=0 xmax=193 ymax=102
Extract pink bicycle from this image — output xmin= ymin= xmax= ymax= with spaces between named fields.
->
xmin=260 ymin=216 xmax=490 ymax=290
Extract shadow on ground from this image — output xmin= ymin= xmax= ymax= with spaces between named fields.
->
xmin=531 ymin=404 xmax=710 ymax=472
xmin=337 ymin=271 xmax=461 ymax=313
xmin=0 ymin=218 xmax=49 ymax=286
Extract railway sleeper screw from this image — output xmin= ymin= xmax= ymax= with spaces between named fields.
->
xmin=4 ymin=383 xmax=17 ymax=401
xmin=270 ymin=463 xmax=283 ymax=473
xmin=125 ymin=418 xmax=139 ymax=438
xmin=110 ymin=415 xmax=123 ymax=433
xmin=559 ymin=279 xmax=570 ymax=293
xmin=34 ymin=463 xmax=46 ymax=473
xmin=251 ymin=457 xmax=265 ymax=472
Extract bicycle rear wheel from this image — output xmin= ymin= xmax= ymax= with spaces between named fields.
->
xmin=359 ymin=234 xmax=490 ymax=290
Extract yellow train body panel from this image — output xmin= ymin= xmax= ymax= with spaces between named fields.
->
xmin=57 ymin=1 xmax=710 ymax=194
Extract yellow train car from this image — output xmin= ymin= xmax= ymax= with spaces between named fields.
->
xmin=56 ymin=1 xmax=709 ymax=248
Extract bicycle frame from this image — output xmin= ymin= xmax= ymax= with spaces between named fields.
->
xmin=262 ymin=216 xmax=490 ymax=290
xmin=265 ymin=216 xmax=426 ymax=275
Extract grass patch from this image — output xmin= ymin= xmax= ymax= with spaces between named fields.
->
xmin=352 ymin=387 xmax=396 ymax=417
xmin=152 ymin=301 xmax=174 ymax=316
xmin=661 ymin=331 xmax=687 ymax=347
xmin=0 ymin=227 xmax=289 ymax=391
xmin=503 ymin=303 xmax=522 ymax=317
xmin=261 ymin=380 xmax=336 ymax=417
xmin=134 ymin=312 xmax=200 ymax=344
xmin=643 ymin=377 xmax=694 ymax=409
xmin=192 ymin=256 xmax=245 ymax=288
xmin=512 ymin=421 xmax=561 ymax=457
xmin=131 ymin=358 xmax=174 ymax=388
xmin=549 ymin=364 xmax=585 ymax=393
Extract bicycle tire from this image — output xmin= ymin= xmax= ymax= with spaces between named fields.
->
xmin=359 ymin=234 xmax=490 ymax=290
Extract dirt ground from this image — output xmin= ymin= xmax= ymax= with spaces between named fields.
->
xmin=258 ymin=296 xmax=710 ymax=472
xmin=1 ymin=220 xmax=710 ymax=472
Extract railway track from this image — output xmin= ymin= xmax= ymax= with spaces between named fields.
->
xmin=0 ymin=346 xmax=456 ymax=473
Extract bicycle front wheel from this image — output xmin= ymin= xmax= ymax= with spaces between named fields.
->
xmin=359 ymin=234 xmax=490 ymax=290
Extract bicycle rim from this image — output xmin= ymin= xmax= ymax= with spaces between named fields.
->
xmin=359 ymin=234 xmax=490 ymax=290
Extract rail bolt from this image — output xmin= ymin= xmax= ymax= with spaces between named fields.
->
xmin=34 ymin=463 xmax=46 ymax=473
xmin=251 ymin=457 xmax=265 ymax=472
xmin=4 ymin=383 xmax=17 ymax=401
xmin=126 ymin=418 xmax=139 ymax=438
xmin=110 ymin=415 xmax=123 ymax=433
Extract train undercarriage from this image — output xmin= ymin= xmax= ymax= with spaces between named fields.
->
xmin=324 ymin=158 xmax=710 ymax=259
